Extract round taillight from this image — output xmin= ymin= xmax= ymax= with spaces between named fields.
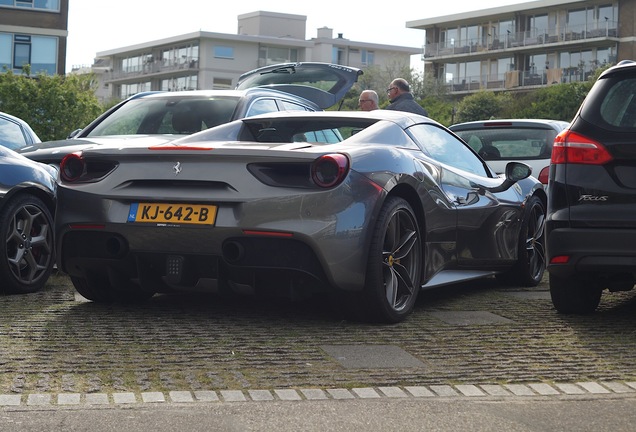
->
xmin=311 ymin=153 xmax=349 ymax=188
xmin=538 ymin=165 xmax=549 ymax=185
xmin=60 ymin=152 xmax=85 ymax=182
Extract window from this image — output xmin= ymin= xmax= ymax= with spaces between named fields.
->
xmin=212 ymin=78 xmax=232 ymax=89
xmin=567 ymin=8 xmax=586 ymax=33
xmin=31 ymin=36 xmax=56 ymax=75
xmin=461 ymin=25 xmax=479 ymax=46
xmin=162 ymin=44 xmax=199 ymax=67
xmin=598 ymin=77 xmax=636 ymax=128
xmin=408 ymin=124 xmax=488 ymax=176
xmin=361 ymin=49 xmax=374 ymax=66
xmin=161 ymin=75 xmax=198 ymax=91
xmin=465 ymin=61 xmax=480 ymax=84
xmin=0 ymin=117 xmax=28 ymax=150
xmin=214 ymin=46 xmax=234 ymax=59
xmin=0 ymin=33 xmax=57 ymax=74
xmin=258 ymin=47 xmax=298 ymax=66
xmin=279 ymin=100 xmax=311 ymax=111
xmin=266 ymin=47 xmax=292 ymax=63
xmin=0 ymin=33 xmax=11 ymax=70
xmin=13 ymin=35 xmax=30 ymax=70
xmin=295 ymin=129 xmax=342 ymax=144
xmin=0 ymin=0 xmax=59 ymax=11
xmin=454 ymin=128 xmax=559 ymax=160
xmin=528 ymin=14 xmax=548 ymax=37
xmin=246 ymin=99 xmax=278 ymax=117
xmin=119 ymin=82 xmax=151 ymax=99
xmin=332 ymin=47 xmax=345 ymax=64
xmin=121 ymin=54 xmax=147 ymax=73
xmin=598 ymin=4 xmax=616 ymax=23
xmin=445 ymin=28 xmax=458 ymax=48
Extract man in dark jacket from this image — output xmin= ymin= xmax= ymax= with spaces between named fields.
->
xmin=385 ymin=78 xmax=429 ymax=117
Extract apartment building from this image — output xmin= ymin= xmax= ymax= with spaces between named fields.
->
xmin=407 ymin=0 xmax=631 ymax=94
xmin=89 ymin=11 xmax=420 ymax=101
xmin=0 ymin=0 xmax=68 ymax=75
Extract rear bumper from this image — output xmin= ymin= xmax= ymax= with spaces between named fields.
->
xmin=59 ymin=229 xmax=333 ymax=294
xmin=547 ymin=227 xmax=636 ymax=278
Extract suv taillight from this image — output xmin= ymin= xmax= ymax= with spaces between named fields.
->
xmin=551 ymin=130 xmax=613 ymax=165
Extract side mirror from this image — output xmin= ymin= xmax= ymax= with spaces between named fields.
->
xmin=506 ymin=161 xmax=532 ymax=181
xmin=67 ymin=129 xmax=83 ymax=139
xmin=488 ymin=162 xmax=532 ymax=193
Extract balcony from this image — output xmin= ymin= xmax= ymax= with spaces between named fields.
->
xmin=445 ymin=65 xmax=601 ymax=94
xmin=423 ymin=22 xmax=618 ymax=60
xmin=106 ymin=57 xmax=200 ymax=82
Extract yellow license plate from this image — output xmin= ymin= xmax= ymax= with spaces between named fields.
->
xmin=128 ymin=203 xmax=217 ymax=225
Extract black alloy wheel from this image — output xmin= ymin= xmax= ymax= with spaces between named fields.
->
xmin=0 ymin=195 xmax=54 ymax=294
xmin=363 ymin=197 xmax=422 ymax=323
xmin=497 ymin=195 xmax=546 ymax=286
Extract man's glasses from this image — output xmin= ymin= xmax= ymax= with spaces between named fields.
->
xmin=386 ymin=87 xmax=397 ymax=93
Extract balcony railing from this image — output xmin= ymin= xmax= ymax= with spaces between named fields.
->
xmin=424 ymin=22 xmax=617 ymax=59
xmin=107 ymin=58 xmax=200 ymax=81
xmin=444 ymin=64 xmax=605 ymax=93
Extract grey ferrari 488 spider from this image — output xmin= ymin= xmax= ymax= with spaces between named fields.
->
xmin=55 ymin=110 xmax=546 ymax=323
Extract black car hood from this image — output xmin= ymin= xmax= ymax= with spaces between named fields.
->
xmin=236 ymin=62 xmax=362 ymax=109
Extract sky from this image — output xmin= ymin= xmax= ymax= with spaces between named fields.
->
xmin=65 ymin=0 xmax=528 ymax=72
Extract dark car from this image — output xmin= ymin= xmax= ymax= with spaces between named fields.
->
xmin=18 ymin=62 xmax=362 ymax=165
xmin=55 ymin=110 xmax=546 ymax=323
xmin=546 ymin=60 xmax=636 ymax=313
xmin=0 ymin=146 xmax=57 ymax=294
xmin=0 ymin=111 xmax=41 ymax=151
xmin=450 ymin=119 xmax=570 ymax=186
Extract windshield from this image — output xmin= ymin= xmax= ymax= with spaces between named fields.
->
xmin=86 ymin=96 xmax=240 ymax=137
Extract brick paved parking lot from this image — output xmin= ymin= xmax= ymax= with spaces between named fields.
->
xmin=1 ymin=272 xmax=636 ymax=403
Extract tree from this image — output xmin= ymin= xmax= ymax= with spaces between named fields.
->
xmin=505 ymin=66 xmax=610 ymax=121
xmin=0 ymin=68 xmax=103 ymax=141
xmin=455 ymin=91 xmax=506 ymax=122
xmin=507 ymin=82 xmax=590 ymax=121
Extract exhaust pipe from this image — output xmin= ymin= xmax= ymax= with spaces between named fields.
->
xmin=222 ymin=241 xmax=244 ymax=263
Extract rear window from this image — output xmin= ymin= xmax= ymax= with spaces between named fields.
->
xmin=454 ymin=128 xmax=557 ymax=161
xmin=598 ymin=77 xmax=636 ymax=128
xmin=87 ymin=97 xmax=239 ymax=137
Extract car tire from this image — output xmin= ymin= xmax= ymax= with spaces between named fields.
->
xmin=0 ymin=194 xmax=54 ymax=294
xmin=71 ymin=273 xmax=155 ymax=303
xmin=362 ymin=197 xmax=422 ymax=323
xmin=550 ymin=273 xmax=602 ymax=314
xmin=496 ymin=195 xmax=546 ymax=287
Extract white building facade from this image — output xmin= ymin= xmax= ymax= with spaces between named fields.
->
xmin=90 ymin=11 xmax=419 ymax=102
xmin=407 ymin=0 xmax=632 ymax=94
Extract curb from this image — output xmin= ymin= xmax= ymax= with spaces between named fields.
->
xmin=2 ymin=381 xmax=636 ymax=407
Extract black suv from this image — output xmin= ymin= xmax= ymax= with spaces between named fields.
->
xmin=547 ymin=60 xmax=636 ymax=313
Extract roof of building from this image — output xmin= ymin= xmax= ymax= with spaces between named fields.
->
xmin=407 ymin=0 xmax=596 ymax=29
